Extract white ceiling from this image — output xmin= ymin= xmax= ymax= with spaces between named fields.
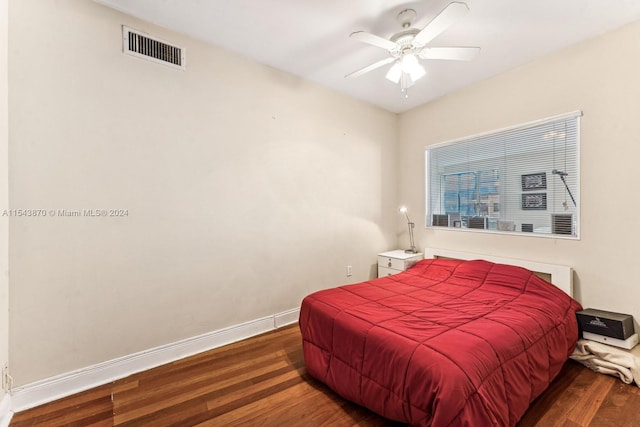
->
xmin=95 ymin=0 xmax=640 ymax=113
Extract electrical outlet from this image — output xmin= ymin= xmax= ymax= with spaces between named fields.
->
xmin=1 ymin=364 xmax=11 ymax=393
xmin=347 ymin=265 xmax=352 ymax=277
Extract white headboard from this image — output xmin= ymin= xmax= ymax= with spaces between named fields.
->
xmin=423 ymin=247 xmax=573 ymax=297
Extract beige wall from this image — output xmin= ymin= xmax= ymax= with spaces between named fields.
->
xmin=399 ymin=21 xmax=640 ymax=325
xmin=0 ymin=0 xmax=8 ymax=404
xmin=8 ymin=0 xmax=397 ymax=386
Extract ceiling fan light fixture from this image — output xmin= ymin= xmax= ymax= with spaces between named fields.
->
xmin=386 ymin=59 xmax=424 ymax=94
xmin=409 ymin=63 xmax=426 ymax=81
xmin=401 ymin=53 xmax=418 ymax=73
xmin=385 ymin=62 xmax=402 ymax=83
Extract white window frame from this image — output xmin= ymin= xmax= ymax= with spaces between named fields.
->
xmin=425 ymin=111 xmax=581 ymax=239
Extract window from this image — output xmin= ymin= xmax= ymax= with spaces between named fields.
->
xmin=425 ymin=111 xmax=580 ymax=237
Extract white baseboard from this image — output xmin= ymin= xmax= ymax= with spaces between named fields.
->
xmin=11 ymin=307 xmax=300 ymax=413
xmin=0 ymin=394 xmax=12 ymax=427
xmin=274 ymin=307 xmax=300 ymax=328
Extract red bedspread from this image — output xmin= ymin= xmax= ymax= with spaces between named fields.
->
xmin=299 ymin=258 xmax=582 ymax=426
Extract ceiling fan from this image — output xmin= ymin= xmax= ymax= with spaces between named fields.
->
xmin=345 ymin=2 xmax=480 ymax=97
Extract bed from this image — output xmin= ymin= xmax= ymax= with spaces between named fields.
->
xmin=299 ymin=248 xmax=582 ymax=426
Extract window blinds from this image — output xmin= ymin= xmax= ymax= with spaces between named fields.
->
xmin=425 ymin=111 xmax=581 ymax=237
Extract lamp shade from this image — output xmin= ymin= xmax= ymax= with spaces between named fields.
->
xmin=386 ymin=56 xmax=426 ymax=95
xmin=401 ymin=54 xmax=418 ymax=73
xmin=385 ymin=62 xmax=402 ymax=83
xmin=409 ymin=63 xmax=426 ymax=81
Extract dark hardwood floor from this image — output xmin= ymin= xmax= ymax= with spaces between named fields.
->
xmin=10 ymin=325 xmax=640 ymax=426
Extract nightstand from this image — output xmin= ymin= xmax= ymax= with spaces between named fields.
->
xmin=377 ymin=250 xmax=423 ymax=277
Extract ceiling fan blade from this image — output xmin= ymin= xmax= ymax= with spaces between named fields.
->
xmin=345 ymin=57 xmax=396 ymax=79
xmin=418 ymin=46 xmax=480 ymax=61
xmin=349 ymin=31 xmax=396 ymax=51
xmin=413 ymin=2 xmax=469 ymax=47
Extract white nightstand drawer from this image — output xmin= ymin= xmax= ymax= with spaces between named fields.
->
xmin=378 ymin=266 xmax=399 ymax=277
xmin=378 ymin=256 xmax=410 ymax=271
xmin=377 ymin=250 xmax=423 ymax=278
xmin=377 ymin=252 xmax=422 ymax=271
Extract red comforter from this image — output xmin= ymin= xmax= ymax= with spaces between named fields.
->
xmin=299 ymin=258 xmax=582 ymax=426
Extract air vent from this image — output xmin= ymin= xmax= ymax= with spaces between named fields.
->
xmin=122 ymin=25 xmax=186 ymax=70
xmin=552 ymin=214 xmax=574 ymax=235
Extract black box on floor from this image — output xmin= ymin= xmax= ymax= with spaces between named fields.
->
xmin=576 ymin=308 xmax=635 ymax=340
